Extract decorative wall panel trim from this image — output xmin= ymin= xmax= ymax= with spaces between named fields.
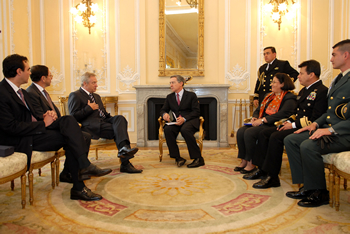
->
xmin=0 ymin=0 xmax=6 ymax=66
xmin=27 ymin=0 xmax=32 ymax=63
xmin=115 ymin=0 xmax=140 ymax=94
xmin=40 ymin=0 xmax=45 ymax=64
xmin=9 ymin=0 xmax=14 ymax=53
xmin=118 ymin=107 xmax=135 ymax=131
xmin=70 ymin=0 xmax=110 ymax=93
xmin=225 ymin=0 xmax=251 ymax=93
xmin=118 ymin=100 xmax=137 ymax=105
xmin=52 ymin=0 xmax=66 ymax=94
xmin=307 ymin=0 xmax=312 ymax=59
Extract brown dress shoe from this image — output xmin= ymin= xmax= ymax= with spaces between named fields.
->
xmin=70 ymin=187 xmax=102 ymax=201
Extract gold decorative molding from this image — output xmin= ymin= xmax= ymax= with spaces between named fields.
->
xmin=158 ymin=0 xmax=204 ymax=77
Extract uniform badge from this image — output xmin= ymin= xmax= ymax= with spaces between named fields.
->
xmin=307 ymin=91 xmax=316 ymax=100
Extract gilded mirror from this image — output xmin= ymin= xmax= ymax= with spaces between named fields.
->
xmin=159 ymin=0 xmax=204 ymax=76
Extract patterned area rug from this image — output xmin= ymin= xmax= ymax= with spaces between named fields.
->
xmin=1 ymin=148 xmax=350 ymax=233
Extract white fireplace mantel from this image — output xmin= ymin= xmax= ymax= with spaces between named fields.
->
xmin=134 ymin=84 xmax=231 ymax=147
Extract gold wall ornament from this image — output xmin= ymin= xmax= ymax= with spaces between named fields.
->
xmin=70 ymin=0 xmax=99 ymax=34
xmin=264 ymin=0 xmax=298 ymax=30
xmin=159 ymin=0 xmax=204 ymax=77
xmin=176 ymin=0 xmax=198 ymax=8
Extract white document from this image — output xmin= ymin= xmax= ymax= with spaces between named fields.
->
xmin=165 ymin=112 xmax=177 ymax=125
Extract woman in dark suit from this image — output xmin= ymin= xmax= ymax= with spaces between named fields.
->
xmin=235 ymin=73 xmax=297 ymax=174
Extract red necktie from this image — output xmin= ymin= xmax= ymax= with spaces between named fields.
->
xmin=17 ymin=89 xmax=37 ymax=122
xmin=177 ymin=93 xmax=180 ymax=106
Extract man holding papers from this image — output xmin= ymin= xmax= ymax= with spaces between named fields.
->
xmin=160 ymin=75 xmax=205 ymax=168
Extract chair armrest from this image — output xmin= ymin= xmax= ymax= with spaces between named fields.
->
xmin=244 ymin=118 xmax=252 ymax=123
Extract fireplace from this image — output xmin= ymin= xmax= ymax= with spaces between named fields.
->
xmin=134 ymin=84 xmax=230 ymax=147
xmin=147 ymin=97 xmax=217 ymax=141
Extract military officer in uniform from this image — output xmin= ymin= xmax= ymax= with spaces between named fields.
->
xmin=284 ymin=39 xmax=350 ymax=207
xmin=254 ymin=46 xmax=299 ymax=107
xmin=244 ymin=60 xmax=328 ymax=189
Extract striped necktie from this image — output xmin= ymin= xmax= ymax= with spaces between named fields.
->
xmin=43 ymin=89 xmax=57 ymax=116
xmin=89 ymin=93 xmax=106 ymax=118
xmin=17 ymin=89 xmax=37 ymax=122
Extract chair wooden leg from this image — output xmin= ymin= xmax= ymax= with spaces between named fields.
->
xmin=344 ymin=179 xmax=347 ymax=190
xmin=28 ymin=171 xmax=34 ymax=205
xmin=335 ymin=173 xmax=340 ymax=211
xmin=21 ymin=174 xmax=26 ymax=209
xmin=329 ymin=166 xmax=334 ymax=207
xmin=50 ymin=161 xmax=55 ymax=189
xmin=11 ymin=180 xmax=14 ymax=191
xmin=38 ymin=168 xmax=41 ymax=176
xmin=159 ymin=141 xmax=163 ymax=162
xmin=95 ymin=148 xmax=98 ymax=160
xmin=56 ymin=157 xmax=60 ymax=186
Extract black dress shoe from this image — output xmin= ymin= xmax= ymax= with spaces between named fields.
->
xmin=243 ymin=169 xmax=267 ymax=180
xmin=187 ymin=158 xmax=205 ymax=168
xmin=70 ymin=187 xmax=102 ymax=201
xmin=59 ymin=172 xmax=72 ymax=183
xmin=118 ymin=146 xmax=138 ymax=158
xmin=79 ymin=164 xmax=112 ymax=180
xmin=297 ymin=189 xmax=329 ymax=207
xmin=120 ymin=162 xmax=143 ymax=173
xmin=176 ymin=157 xmax=187 ymax=167
xmin=234 ymin=166 xmax=245 ymax=171
xmin=286 ymin=186 xmax=311 ymax=199
xmin=253 ymin=176 xmax=280 ymax=189
xmin=240 ymin=167 xmax=257 ymax=174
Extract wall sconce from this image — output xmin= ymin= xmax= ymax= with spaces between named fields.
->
xmin=264 ymin=0 xmax=298 ymax=30
xmin=176 ymin=0 xmax=198 ymax=8
xmin=70 ymin=0 xmax=99 ymax=34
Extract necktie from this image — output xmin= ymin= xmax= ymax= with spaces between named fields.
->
xmin=177 ymin=93 xmax=181 ymax=106
xmin=266 ymin=63 xmax=270 ymax=71
xmin=43 ymin=89 xmax=57 ymax=116
xmin=334 ymin=73 xmax=343 ymax=86
xmin=17 ymin=89 xmax=37 ymax=122
xmin=89 ymin=93 xmax=106 ymax=118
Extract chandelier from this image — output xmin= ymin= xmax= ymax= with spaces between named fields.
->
xmin=70 ymin=0 xmax=99 ymax=34
xmin=264 ymin=0 xmax=297 ymax=30
xmin=176 ymin=0 xmax=198 ymax=8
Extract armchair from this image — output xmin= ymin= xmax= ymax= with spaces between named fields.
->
xmin=158 ymin=116 xmax=204 ymax=162
xmin=59 ymin=96 xmax=118 ymax=160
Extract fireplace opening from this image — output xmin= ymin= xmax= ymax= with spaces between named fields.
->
xmin=147 ymin=97 xmax=217 ymax=141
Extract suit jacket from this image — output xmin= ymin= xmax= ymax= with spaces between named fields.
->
xmin=254 ymin=59 xmax=299 ymax=104
xmin=315 ymin=71 xmax=350 ymax=137
xmin=26 ymin=83 xmax=61 ymax=120
xmin=289 ymin=80 xmax=328 ymax=128
xmin=252 ymin=92 xmax=297 ymax=125
xmin=160 ymin=89 xmax=200 ymax=129
xmin=68 ymin=88 xmax=111 ymax=139
xmin=0 ymin=79 xmax=46 ymax=160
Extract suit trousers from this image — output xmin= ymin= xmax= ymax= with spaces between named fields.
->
xmin=237 ymin=125 xmax=276 ymax=162
xmin=164 ymin=120 xmax=201 ymax=159
xmin=99 ymin=115 xmax=130 ymax=163
xmin=259 ymin=128 xmax=295 ymax=177
xmin=284 ymin=131 xmax=350 ymax=190
xmin=33 ymin=116 xmax=90 ymax=188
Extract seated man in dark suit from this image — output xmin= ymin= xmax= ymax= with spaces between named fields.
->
xmin=68 ymin=72 xmax=142 ymax=173
xmin=26 ymin=65 xmax=107 ymax=184
xmin=160 ymin=75 xmax=205 ymax=168
xmin=0 ymin=54 xmax=111 ymax=201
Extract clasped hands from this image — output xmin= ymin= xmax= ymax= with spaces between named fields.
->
xmin=294 ymin=122 xmax=335 ymax=149
xmin=163 ymin=113 xmax=185 ymax=126
xmin=43 ymin=110 xmax=58 ymax=127
xmin=251 ymin=117 xmax=264 ymax=127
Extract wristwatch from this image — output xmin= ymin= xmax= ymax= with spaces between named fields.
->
xmin=328 ymin=127 xmax=335 ymax=135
